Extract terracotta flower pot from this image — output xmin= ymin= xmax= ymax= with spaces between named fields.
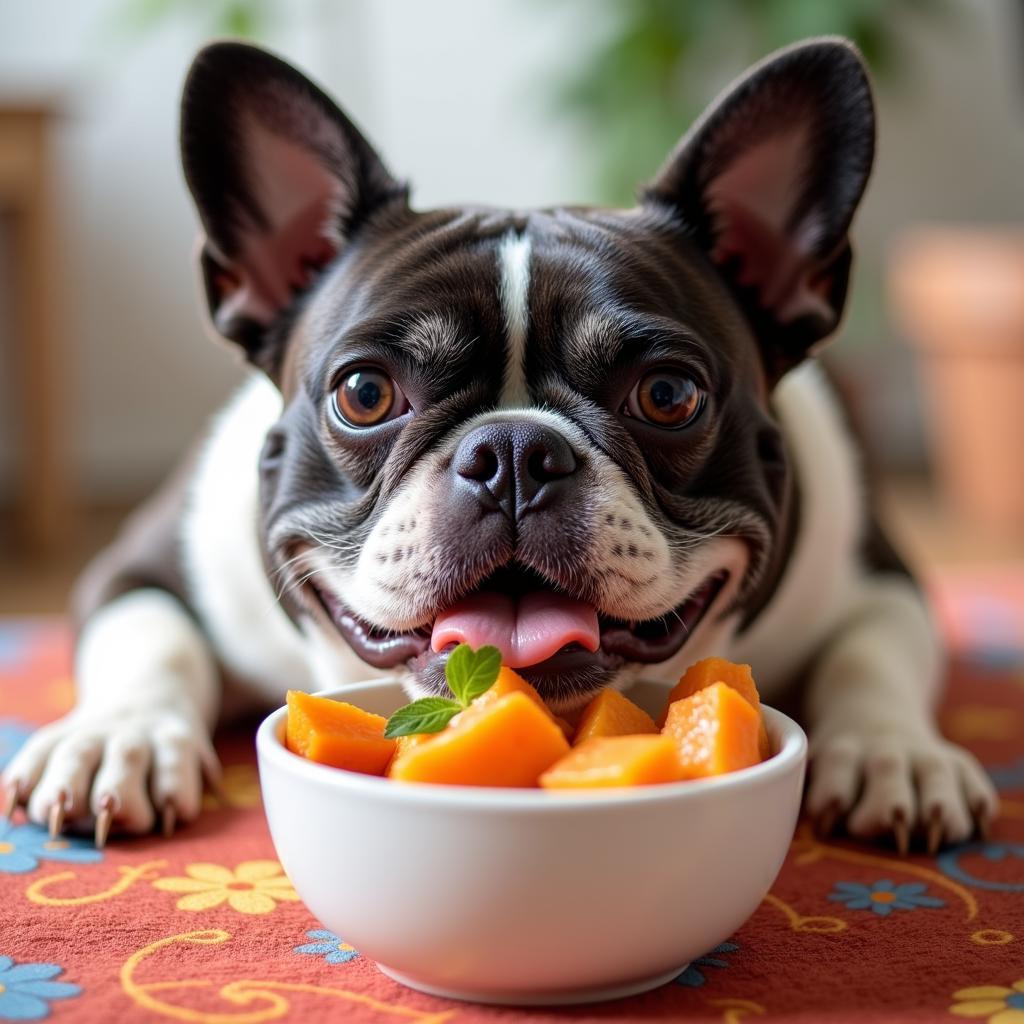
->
xmin=889 ymin=228 xmax=1024 ymax=536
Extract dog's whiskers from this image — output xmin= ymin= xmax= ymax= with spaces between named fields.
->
xmin=271 ymin=549 xmax=312 ymax=579
xmin=298 ymin=527 xmax=361 ymax=556
xmin=274 ymin=563 xmax=332 ymax=604
xmin=669 ymin=605 xmax=689 ymax=636
xmin=670 ymin=522 xmax=733 ymax=550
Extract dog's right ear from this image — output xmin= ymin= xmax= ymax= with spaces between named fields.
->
xmin=180 ymin=42 xmax=406 ymax=375
xmin=643 ymin=39 xmax=874 ymax=382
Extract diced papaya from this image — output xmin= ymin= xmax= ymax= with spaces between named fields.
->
xmin=573 ymin=688 xmax=658 ymax=744
xmin=393 ymin=733 xmax=432 ymax=757
xmin=757 ymin=723 xmax=771 ymax=761
xmin=540 ymin=735 xmax=683 ymax=789
xmin=388 ymin=691 xmax=569 ymax=787
xmin=662 ymin=681 xmax=762 ymax=779
xmin=473 ymin=666 xmax=548 ymax=712
xmin=659 ymin=657 xmax=758 ymax=720
xmin=553 ymin=715 xmax=576 ymax=741
xmin=385 ymin=732 xmax=433 ymax=776
xmin=659 ymin=657 xmax=771 ymax=759
xmin=285 ymin=690 xmax=395 ymax=775
xmin=387 ymin=670 xmax=571 ymax=778
xmin=468 ymin=666 xmax=574 ymax=737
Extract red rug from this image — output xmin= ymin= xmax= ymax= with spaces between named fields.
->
xmin=1 ymin=572 xmax=1023 ymax=1023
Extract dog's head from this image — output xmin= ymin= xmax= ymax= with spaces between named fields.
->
xmin=179 ymin=39 xmax=874 ymax=708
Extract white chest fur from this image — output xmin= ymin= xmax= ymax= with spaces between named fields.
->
xmin=729 ymin=362 xmax=865 ymax=699
xmin=180 ymin=376 xmax=318 ymax=710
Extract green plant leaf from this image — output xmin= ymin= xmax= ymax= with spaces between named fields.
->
xmin=445 ymin=644 xmax=503 ymax=706
xmin=384 ymin=697 xmax=462 ymax=739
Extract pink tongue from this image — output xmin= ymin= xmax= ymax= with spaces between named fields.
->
xmin=431 ymin=591 xmax=600 ymax=669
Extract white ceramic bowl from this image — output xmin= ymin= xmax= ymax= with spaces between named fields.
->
xmin=256 ymin=678 xmax=806 ymax=1005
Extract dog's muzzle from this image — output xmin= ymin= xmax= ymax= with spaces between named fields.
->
xmin=302 ymin=416 xmax=735 ymax=705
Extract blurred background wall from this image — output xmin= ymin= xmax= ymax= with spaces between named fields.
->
xmin=0 ymin=0 xmax=593 ymax=505
xmin=1 ymin=0 xmax=1022 ymax=610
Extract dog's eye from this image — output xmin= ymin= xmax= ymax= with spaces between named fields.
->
xmin=333 ymin=367 xmax=408 ymax=427
xmin=624 ymin=370 xmax=704 ymax=429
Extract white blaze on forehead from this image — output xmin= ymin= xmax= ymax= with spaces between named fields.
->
xmin=497 ymin=231 xmax=532 ymax=407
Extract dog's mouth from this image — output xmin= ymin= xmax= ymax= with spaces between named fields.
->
xmin=307 ymin=564 xmax=729 ymax=698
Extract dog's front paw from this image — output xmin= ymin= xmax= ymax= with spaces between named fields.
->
xmin=805 ymin=729 xmax=998 ymax=854
xmin=1 ymin=707 xmax=219 ymax=846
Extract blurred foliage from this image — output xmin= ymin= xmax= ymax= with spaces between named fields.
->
xmin=111 ymin=0 xmax=960 ymax=206
xmin=547 ymin=0 xmax=958 ymax=204
xmin=113 ymin=0 xmax=275 ymax=40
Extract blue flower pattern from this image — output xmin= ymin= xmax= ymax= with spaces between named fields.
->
xmin=293 ymin=930 xmax=359 ymax=965
xmin=0 ymin=820 xmax=102 ymax=875
xmin=987 ymin=757 xmax=1024 ymax=793
xmin=828 ymin=879 xmax=945 ymax=915
xmin=938 ymin=842 xmax=1024 ymax=893
xmin=674 ymin=941 xmax=739 ymax=987
xmin=0 ymin=957 xmax=81 ymax=1020
xmin=0 ymin=611 xmax=1015 ymax=1017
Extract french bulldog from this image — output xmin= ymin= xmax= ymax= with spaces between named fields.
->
xmin=2 ymin=37 xmax=997 ymax=851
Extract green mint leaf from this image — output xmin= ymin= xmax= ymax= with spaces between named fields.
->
xmin=445 ymin=643 xmax=502 ymax=706
xmin=384 ymin=697 xmax=462 ymax=739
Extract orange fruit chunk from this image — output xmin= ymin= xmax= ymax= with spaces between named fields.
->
xmin=469 ymin=666 xmax=574 ymax=738
xmin=388 ymin=691 xmax=570 ymax=787
xmin=659 ymin=657 xmax=771 ymax=759
xmin=473 ymin=666 xmax=549 ymax=712
xmin=286 ymin=690 xmax=395 ymax=775
xmin=573 ymin=688 xmax=658 ymax=744
xmin=385 ymin=732 xmax=432 ymax=774
xmin=662 ymin=681 xmax=763 ymax=779
xmin=385 ymin=669 xmax=571 ymax=775
xmin=540 ymin=735 xmax=683 ymax=789
xmin=659 ymin=657 xmax=758 ymax=719
xmin=553 ymin=715 xmax=576 ymax=741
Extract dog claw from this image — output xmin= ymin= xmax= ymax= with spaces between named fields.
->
xmin=815 ymin=800 xmax=842 ymax=839
xmin=48 ymin=790 xmax=67 ymax=839
xmin=161 ymin=802 xmax=176 ymax=839
xmin=892 ymin=810 xmax=910 ymax=857
xmin=926 ymin=807 xmax=944 ymax=856
xmin=94 ymin=796 xmax=114 ymax=849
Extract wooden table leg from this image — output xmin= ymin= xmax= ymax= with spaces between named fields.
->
xmin=9 ymin=114 xmax=68 ymax=555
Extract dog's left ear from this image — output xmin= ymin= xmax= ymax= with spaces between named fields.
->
xmin=180 ymin=42 xmax=406 ymax=375
xmin=644 ymin=38 xmax=875 ymax=381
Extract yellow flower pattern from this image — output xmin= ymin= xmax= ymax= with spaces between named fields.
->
xmin=153 ymin=861 xmax=299 ymax=915
xmin=202 ymin=763 xmax=263 ymax=810
xmin=951 ymin=981 xmax=1024 ymax=1023
xmin=944 ymin=706 xmax=1023 ymax=743
xmin=5 ymin=613 xmax=1024 ymax=1021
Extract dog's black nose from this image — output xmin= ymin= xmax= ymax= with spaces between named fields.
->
xmin=453 ymin=421 xmax=577 ymax=520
